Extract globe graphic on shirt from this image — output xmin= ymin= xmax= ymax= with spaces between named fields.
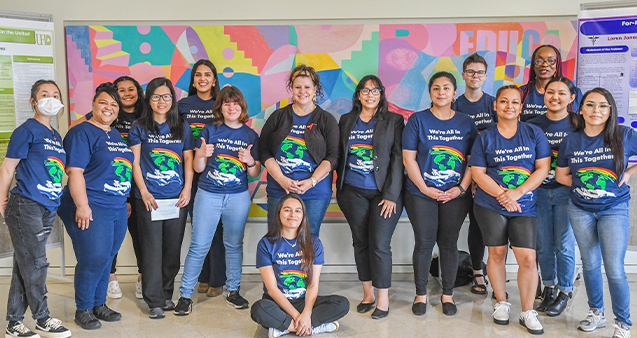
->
xmin=430 ymin=146 xmax=463 ymax=171
xmin=497 ymin=166 xmax=531 ymax=189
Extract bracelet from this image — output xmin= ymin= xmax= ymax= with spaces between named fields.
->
xmin=247 ymin=162 xmax=256 ymax=168
xmin=311 ymin=176 xmax=318 ymax=187
xmin=457 ymin=184 xmax=466 ymax=196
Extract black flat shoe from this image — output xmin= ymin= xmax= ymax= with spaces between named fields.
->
xmin=74 ymin=310 xmax=101 ymax=330
xmin=92 ymin=304 xmax=122 ymax=322
xmin=412 ymin=298 xmax=427 ymax=316
xmin=371 ymin=307 xmax=389 ymax=319
xmin=536 ymin=287 xmax=557 ymax=312
xmin=546 ymin=292 xmax=571 ymax=317
xmin=357 ymin=301 xmax=376 ymax=313
xmin=441 ymin=296 xmax=457 ymax=316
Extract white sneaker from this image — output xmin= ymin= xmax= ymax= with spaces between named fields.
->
xmin=519 ymin=309 xmax=544 ymax=335
xmin=311 ymin=321 xmax=339 ymax=335
xmin=107 ymin=280 xmax=122 ymax=299
xmin=135 ymin=280 xmax=143 ymax=299
xmin=492 ymin=301 xmax=511 ymax=325
xmin=579 ymin=308 xmax=606 ymax=332
xmin=5 ymin=322 xmax=40 ymax=338
xmin=612 ymin=321 xmax=631 ymax=338
xmin=34 ymin=318 xmax=71 ymax=338
xmin=268 ymin=327 xmax=290 ymax=338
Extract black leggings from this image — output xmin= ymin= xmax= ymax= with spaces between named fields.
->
xmin=404 ymin=191 xmax=471 ymax=296
xmin=467 ymin=200 xmax=485 ymax=271
xmin=251 ymin=294 xmax=349 ymax=331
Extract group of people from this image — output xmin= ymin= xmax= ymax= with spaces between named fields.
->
xmin=0 ymin=43 xmax=633 ymax=338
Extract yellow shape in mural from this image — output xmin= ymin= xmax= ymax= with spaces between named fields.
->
xmin=298 ymin=54 xmax=340 ymax=71
xmin=433 ymin=57 xmax=458 ymax=72
xmin=191 ymin=26 xmax=258 ymax=75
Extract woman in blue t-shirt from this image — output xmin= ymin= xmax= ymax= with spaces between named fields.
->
xmin=58 ymin=83 xmax=134 ymax=330
xmin=0 ymin=80 xmax=71 ymax=337
xmin=520 ymin=45 xmax=582 ymax=122
xmin=250 ymin=194 xmax=349 ymax=337
xmin=470 ymin=85 xmax=550 ymax=334
xmin=528 ymin=77 xmax=579 ymax=317
xmin=178 ymin=59 xmax=227 ymax=299
xmin=258 ymin=64 xmax=339 ymax=236
xmin=174 ymin=86 xmax=260 ymax=314
xmin=129 ymin=77 xmax=195 ymax=319
xmin=556 ymin=88 xmax=637 ymax=337
xmin=403 ymin=71 xmax=477 ymax=316
xmin=336 ymin=75 xmax=404 ymax=319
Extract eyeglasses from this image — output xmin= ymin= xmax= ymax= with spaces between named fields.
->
xmin=533 ymin=58 xmax=557 ymax=66
xmin=582 ymin=102 xmax=611 ymax=112
xmin=361 ymin=88 xmax=381 ymax=95
xmin=464 ymin=70 xmax=486 ymax=77
xmin=150 ymin=94 xmax=172 ymax=102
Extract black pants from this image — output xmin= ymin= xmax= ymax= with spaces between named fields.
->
xmin=404 ymin=191 xmax=471 ymax=296
xmin=467 ymin=199 xmax=485 ymax=271
xmin=336 ymin=184 xmax=401 ymax=288
xmin=136 ymin=198 xmax=188 ymax=308
xmin=251 ymin=294 xmax=349 ymax=331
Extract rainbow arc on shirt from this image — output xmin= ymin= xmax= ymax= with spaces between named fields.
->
xmin=350 ymin=144 xmax=372 ymax=151
xmin=217 ymin=154 xmax=246 ymax=170
xmin=284 ymin=136 xmax=306 ymax=147
xmin=151 ymin=148 xmax=182 ymax=163
xmin=280 ymin=270 xmax=308 ymax=279
xmin=45 ymin=156 xmax=65 ymax=171
xmin=431 ymin=145 xmax=465 ymax=161
xmin=113 ymin=157 xmax=132 ymax=170
xmin=577 ymin=167 xmax=617 ymax=181
xmin=190 ymin=123 xmax=205 ymax=137
xmin=119 ymin=132 xmax=129 ymax=143
xmin=498 ymin=166 xmax=531 ymax=177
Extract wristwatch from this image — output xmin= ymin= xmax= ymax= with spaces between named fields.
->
xmin=458 ymin=184 xmax=466 ymax=196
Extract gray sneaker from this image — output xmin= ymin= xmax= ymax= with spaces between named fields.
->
xmin=612 ymin=321 xmax=631 ymax=338
xmin=579 ymin=308 xmax=606 ymax=332
xmin=148 ymin=307 xmax=165 ymax=319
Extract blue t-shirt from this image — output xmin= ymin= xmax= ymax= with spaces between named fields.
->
xmin=469 ymin=122 xmax=551 ymax=216
xmin=266 ymin=112 xmax=332 ymax=199
xmin=85 ymin=111 xmax=137 ymax=143
xmin=528 ymin=115 xmax=575 ymax=189
xmin=557 ymin=126 xmax=637 ymax=212
xmin=403 ymin=109 xmax=478 ymax=199
xmin=6 ymin=119 xmax=66 ymax=212
xmin=453 ymin=93 xmax=497 ymax=132
xmin=256 ymin=235 xmax=325 ymax=300
xmin=128 ymin=121 xmax=195 ymax=199
xmin=520 ymin=84 xmax=583 ymax=122
xmin=178 ymin=95 xmax=216 ymax=138
xmin=196 ymin=124 xmax=259 ymax=194
xmin=63 ymin=122 xmax=134 ymax=207
xmin=344 ymin=117 xmax=377 ymax=190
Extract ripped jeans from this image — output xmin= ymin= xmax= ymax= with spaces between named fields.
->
xmin=4 ymin=194 xmax=55 ymax=322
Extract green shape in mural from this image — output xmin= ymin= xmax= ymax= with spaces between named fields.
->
xmin=341 ymin=31 xmax=379 ymax=82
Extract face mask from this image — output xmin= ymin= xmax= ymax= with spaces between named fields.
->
xmin=37 ymin=97 xmax=64 ymax=116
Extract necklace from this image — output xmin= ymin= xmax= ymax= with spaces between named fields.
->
xmin=89 ymin=120 xmax=111 ymax=139
xmin=283 ymin=237 xmax=297 ymax=248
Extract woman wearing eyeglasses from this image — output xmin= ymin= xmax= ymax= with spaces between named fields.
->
xmin=336 ymin=75 xmax=404 ymax=319
xmin=556 ymin=88 xmax=637 ymax=338
xmin=520 ymin=45 xmax=582 ymax=122
xmin=129 ymin=77 xmax=195 ymax=319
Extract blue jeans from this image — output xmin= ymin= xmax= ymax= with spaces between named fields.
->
xmin=58 ymin=191 xmax=128 ymax=311
xmin=267 ymin=196 xmax=330 ymax=236
xmin=179 ymin=189 xmax=251 ymax=298
xmin=536 ymin=186 xmax=575 ymax=292
xmin=568 ymin=200 xmax=631 ymax=326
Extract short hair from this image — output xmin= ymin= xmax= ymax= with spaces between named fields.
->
xmin=463 ymin=53 xmax=488 ymax=72
xmin=212 ymin=86 xmax=249 ymax=126
xmin=286 ymin=64 xmax=324 ymax=100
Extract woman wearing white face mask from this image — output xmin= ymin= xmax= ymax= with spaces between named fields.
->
xmin=0 ymin=80 xmax=72 ymax=338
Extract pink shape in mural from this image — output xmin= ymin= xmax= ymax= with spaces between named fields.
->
xmin=423 ymin=24 xmax=458 ymax=57
xmin=295 ymin=25 xmax=364 ymax=53
xmin=140 ymin=42 xmax=151 ymax=54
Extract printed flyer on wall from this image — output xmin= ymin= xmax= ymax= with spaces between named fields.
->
xmin=0 ymin=17 xmax=55 ymax=138
xmin=578 ymin=5 xmax=637 ymax=128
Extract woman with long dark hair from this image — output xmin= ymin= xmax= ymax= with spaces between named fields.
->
xmin=0 ymin=80 xmax=71 ymax=337
xmin=250 ymin=194 xmax=349 ymax=337
xmin=470 ymin=85 xmax=550 ymax=334
xmin=336 ymin=75 xmax=404 ymax=319
xmin=556 ymin=88 xmax=637 ymax=338
xmin=520 ymin=45 xmax=582 ymax=122
xmin=58 ymin=82 xmax=134 ymax=330
xmin=178 ymin=59 xmax=227 ymax=298
xmin=129 ymin=77 xmax=195 ymax=319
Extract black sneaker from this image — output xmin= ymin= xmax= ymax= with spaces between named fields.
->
xmin=74 ymin=310 xmax=101 ymax=330
xmin=5 ymin=322 xmax=39 ymax=337
xmin=35 ymin=317 xmax=71 ymax=338
xmin=92 ymin=304 xmax=122 ymax=322
xmin=226 ymin=290 xmax=249 ymax=309
xmin=174 ymin=297 xmax=193 ymax=316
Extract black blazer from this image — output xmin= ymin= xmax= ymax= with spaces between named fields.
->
xmin=336 ymin=110 xmax=405 ymax=202
xmin=259 ymin=105 xmax=340 ymax=170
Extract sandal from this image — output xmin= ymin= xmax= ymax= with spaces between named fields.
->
xmin=471 ymin=274 xmax=488 ymax=295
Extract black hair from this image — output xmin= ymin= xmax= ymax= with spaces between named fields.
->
xmin=428 ymin=71 xmax=457 ymax=107
xmin=114 ymin=76 xmax=144 ymax=119
xmin=30 ymin=79 xmax=63 ymax=112
xmin=188 ymin=59 xmax=220 ymax=98
xmin=138 ymin=77 xmax=184 ymax=140
xmin=93 ymin=82 xmax=122 ymax=112
xmin=545 ymin=76 xmax=580 ymax=129
xmin=350 ymin=75 xmax=389 ymax=119
xmin=521 ymin=45 xmax=574 ymax=111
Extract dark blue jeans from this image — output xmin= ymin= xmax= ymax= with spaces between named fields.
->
xmin=5 ymin=194 xmax=55 ymax=321
xmin=58 ymin=191 xmax=128 ymax=311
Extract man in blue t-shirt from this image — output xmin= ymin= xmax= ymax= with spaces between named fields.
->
xmin=453 ymin=53 xmax=497 ymax=132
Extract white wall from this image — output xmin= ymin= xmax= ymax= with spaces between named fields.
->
xmin=4 ymin=0 xmax=637 ymax=275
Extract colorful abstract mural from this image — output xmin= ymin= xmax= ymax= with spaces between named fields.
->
xmin=65 ymin=21 xmax=578 ymax=217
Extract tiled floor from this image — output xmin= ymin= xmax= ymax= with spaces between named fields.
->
xmin=0 ymin=273 xmax=635 ymax=337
